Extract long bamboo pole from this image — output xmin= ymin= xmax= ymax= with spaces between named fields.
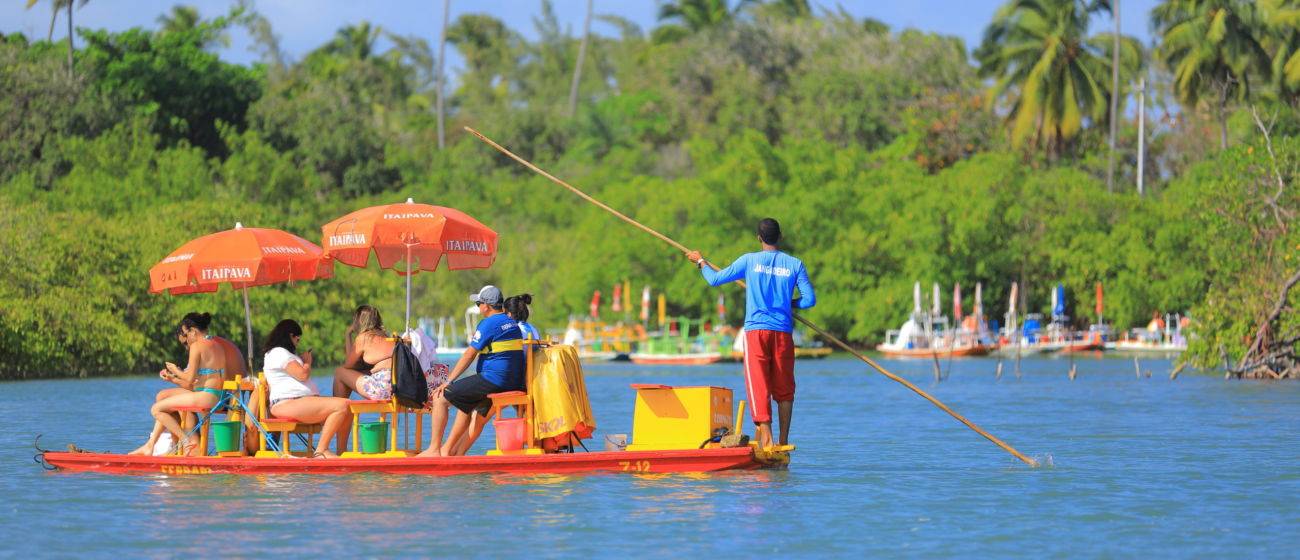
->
xmin=465 ymin=126 xmax=1040 ymax=467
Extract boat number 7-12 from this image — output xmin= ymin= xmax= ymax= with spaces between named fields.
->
xmin=618 ymin=460 xmax=651 ymax=472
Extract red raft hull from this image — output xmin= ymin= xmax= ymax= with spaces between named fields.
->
xmin=42 ymin=447 xmax=781 ymax=476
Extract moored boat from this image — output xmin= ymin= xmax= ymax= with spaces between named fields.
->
xmin=1113 ymin=312 xmax=1188 ymax=353
xmin=629 ymin=352 xmax=724 ymax=365
xmin=629 ymin=317 xmax=725 ymax=366
xmin=876 ymin=282 xmax=991 ymax=358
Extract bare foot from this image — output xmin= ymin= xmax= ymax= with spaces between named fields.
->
xmin=414 ymin=448 xmax=441 ymax=458
xmin=126 ymin=444 xmax=151 ymax=456
xmin=167 ymin=437 xmax=194 ymax=456
xmin=313 ymin=450 xmax=339 ymax=459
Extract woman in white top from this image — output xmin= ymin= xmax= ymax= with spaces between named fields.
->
xmin=261 ymin=320 xmax=352 ymax=458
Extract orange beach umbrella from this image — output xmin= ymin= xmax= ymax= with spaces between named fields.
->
xmin=321 ymin=198 xmax=498 ymax=330
xmin=150 ymin=222 xmax=334 ymax=369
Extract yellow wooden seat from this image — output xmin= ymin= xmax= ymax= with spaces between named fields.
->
xmin=253 ymin=373 xmax=322 ymax=458
xmin=485 ymin=338 xmax=545 ymax=455
xmin=170 ymin=377 xmax=250 ymax=457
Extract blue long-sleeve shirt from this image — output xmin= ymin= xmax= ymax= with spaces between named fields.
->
xmin=700 ymin=250 xmax=815 ymax=333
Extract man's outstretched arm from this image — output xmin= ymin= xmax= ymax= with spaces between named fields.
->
xmin=686 ymin=251 xmax=746 ymax=286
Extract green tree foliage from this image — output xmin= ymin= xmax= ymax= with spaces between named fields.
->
xmin=0 ymin=5 xmax=1297 ymax=377
xmin=1153 ymin=0 xmax=1270 ymax=148
xmin=1259 ymin=0 xmax=1300 ymax=101
xmin=976 ymin=0 xmax=1143 ymax=156
xmin=79 ymin=12 xmax=261 ymax=157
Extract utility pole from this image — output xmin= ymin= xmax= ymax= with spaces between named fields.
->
xmin=568 ymin=0 xmax=593 ymax=118
xmin=435 ymin=0 xmax=450 ymax=150
xmin=1137 ymin=77 xmax=1145 ymax=196
xmin=1106 ymin=0 xmax=1120 ymax=192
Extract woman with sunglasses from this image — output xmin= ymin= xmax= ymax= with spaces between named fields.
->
xmin=262 ymin=319 xmax=352 ymax=458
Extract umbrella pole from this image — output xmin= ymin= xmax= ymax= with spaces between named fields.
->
xmin=242 ymin=286 xmax=255 ymax=373
xmin=405 ymin=243 xmax=413 ymax=334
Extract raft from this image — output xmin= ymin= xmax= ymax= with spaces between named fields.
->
xmin=40 ymin=445 xmax=790 ymax=476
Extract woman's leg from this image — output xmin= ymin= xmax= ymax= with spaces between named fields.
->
xmin=333 ymin=367 xmax=366 ymax=398
xmin=129 ymin=388 xmax=190 ymax=454
xmin=151 ymin=391 xmax=220 ymax=444
xmin=271 ymin=397 xmax=353 ymax=458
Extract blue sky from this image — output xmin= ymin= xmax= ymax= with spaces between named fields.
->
xmin=4 ymin=0 xmax=1162 ymax=75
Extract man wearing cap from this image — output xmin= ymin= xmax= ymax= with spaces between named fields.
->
xmin=686 ymin=218 xmax=815 ymax=449
xmin=418 ymin=285 xmax=527 ymax=457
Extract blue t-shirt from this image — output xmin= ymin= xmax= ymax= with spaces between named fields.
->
xmin=470 ymin=312 xmax=526 ymax=390
xmin=700 ymin=250 xmax=816 ymax=333
xmin=518 ymin=321 xmax=540 ymax=340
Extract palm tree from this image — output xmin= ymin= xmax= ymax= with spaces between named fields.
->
xmin=156 ymin=5 xmax=199 ymax=34
xmin=1259 ymin=0 xmax=1300 ymax=101
xmin=653 ymin=0 xmax=750 ymax=42
xmin=1152 ymin=0 xmax=1271 ymax=149
xmin=976 ymin=0 xmax=1142 ymax=156
xmin=156 ymin=5 xmax=228 ymax=50
xmin=25 ymin=0 xmax=88 ymax=75
xmin=446 ymin=14 xmax=520 ymax=105
xmin=324 ymin=22 xmax=383 ymax=61
xmin=751 ymin=0 xmax=812 ymax=19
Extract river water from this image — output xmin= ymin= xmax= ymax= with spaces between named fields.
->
xmin=2 ymin=356 xmax=1297 ymax=557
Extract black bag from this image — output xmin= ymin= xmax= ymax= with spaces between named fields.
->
xmin=392 ymin=339 xmax=428 ymax=409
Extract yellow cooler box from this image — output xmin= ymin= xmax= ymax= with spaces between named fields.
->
xmin=625 ymin=384 xmax=733 ymax=451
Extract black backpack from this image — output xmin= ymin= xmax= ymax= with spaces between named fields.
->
xmin=392 ymin=339 xmax=428 ymax=409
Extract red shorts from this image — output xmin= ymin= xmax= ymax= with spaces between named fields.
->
xmin=742 ymin=329 xmax=795 ymax=424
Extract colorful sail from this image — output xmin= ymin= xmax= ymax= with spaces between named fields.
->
xmin=1095 ymin=282 xmax=1103 ymax=319
xmin=657 ymin=293 xmax=666 ymax=327
xmin=640 ymin=285 xmax=651 ymax=322
xmin=1053 ymin=284 xmax=1066 ymax=318
xmin=953 ymin=283 xmax=963 ymax=321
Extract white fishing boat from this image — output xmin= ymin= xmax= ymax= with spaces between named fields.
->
xmin=877 ymin=282 xmax=990 ymax=358
xmin=1113 ymin=313 xmax=1188 ymax=353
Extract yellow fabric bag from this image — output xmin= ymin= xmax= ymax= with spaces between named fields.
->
xmin=528 ymin=344 xmax=596 ymax=441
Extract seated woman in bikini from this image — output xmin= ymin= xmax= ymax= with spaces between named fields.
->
xmin=134 ymin=313 xmax=229 ymax=455
xmin=261 ymin=319 xmax=352 ymax=458
xmin=332 ymin=305 xmax=397 ymax=401
xmin=130 ymin=321 xmax=249 ymax=456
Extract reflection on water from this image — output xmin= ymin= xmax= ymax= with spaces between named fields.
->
xmin=2 ymin=358 xmax=1299 ymax=556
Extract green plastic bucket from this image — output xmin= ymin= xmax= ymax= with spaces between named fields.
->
xmin=212 ymin=421 xmax=241 ymax=453
xmin=360 ymin=421 xmax=389 ymax=454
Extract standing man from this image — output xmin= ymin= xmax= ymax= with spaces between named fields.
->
xmin=686 ymin=218 xmax=815 ymax=449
